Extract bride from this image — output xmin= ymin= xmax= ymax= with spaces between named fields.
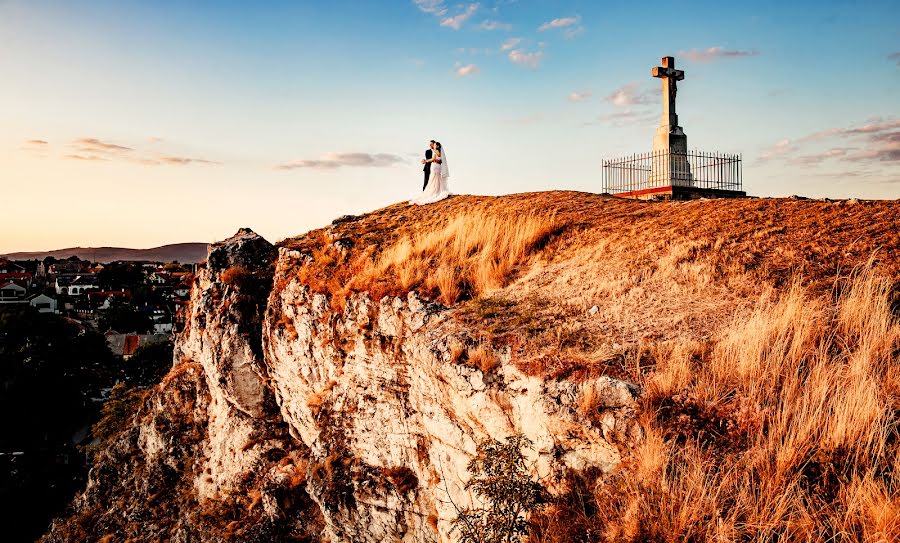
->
xmin=410 ymin=141 xmax=452 ymax=205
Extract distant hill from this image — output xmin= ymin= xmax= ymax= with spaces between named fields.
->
xmin=2 ymin=243 xmax=209 ymax=263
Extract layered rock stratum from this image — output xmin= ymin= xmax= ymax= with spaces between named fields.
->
xmin=44 ymin=192 xmax=900 ymax=542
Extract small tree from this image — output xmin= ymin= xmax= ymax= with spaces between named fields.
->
xmin=452 ymin=434 xmax=548 ymax=543
xmin=124 ymin=340 xmax=173 ymax=388
xmin=82 ymin=383 xmax=145 ymax=460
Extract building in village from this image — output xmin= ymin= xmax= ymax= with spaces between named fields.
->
xmin=142 ymin=306 xmax=174 ymax=334
xmin=47 ymin=257 xmax=91 ymax=275
xmin=0 ymin=282 xmax=28 ymax=303
xmin=55 ymin=274 xmax=100 ymax=296
xmin=0 ymin=254 xmax=192 ymax=343
xmin=88 ymin=290 xmax=131 ymax=310
xmin=0 ymin=259 xmax=26 ymax=274
xmin=29 ymin=294 xmax=58 ymax=314
xmin=0 ymin=272 xmax=33 ymax=289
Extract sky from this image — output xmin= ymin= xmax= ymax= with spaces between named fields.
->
xmin=1 ymin=0 xmax=898 ymax=253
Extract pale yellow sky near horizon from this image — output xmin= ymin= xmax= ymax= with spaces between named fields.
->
xmin=2 ymin=1 xmax=898 ymax=253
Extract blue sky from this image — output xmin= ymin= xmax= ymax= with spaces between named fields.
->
xmin=1 ymin=0 xmax=898 ymax=252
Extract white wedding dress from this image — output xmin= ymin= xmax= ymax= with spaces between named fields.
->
xmin=409 ymin=149 xmax=452 ymax=205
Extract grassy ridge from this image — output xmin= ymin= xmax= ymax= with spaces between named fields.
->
xmin=276 ymin=191 xmax=900 ymax=541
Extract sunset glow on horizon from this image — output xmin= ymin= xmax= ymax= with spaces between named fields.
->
xmin=2 ymin=0 xmax=898 ymax=253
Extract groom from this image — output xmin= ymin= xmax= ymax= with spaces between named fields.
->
xmin=422 ymin=140 xmax=435 ymax=190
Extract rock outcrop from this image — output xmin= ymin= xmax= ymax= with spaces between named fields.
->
xmin=45 ymin=225 xmax=640 ymax=543
xmin=263 ymin=263 xmax=640 ymax=541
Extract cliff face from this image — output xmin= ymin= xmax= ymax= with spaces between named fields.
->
xmin=45 ymin=220 xmax=640 ymax=543
xmin=263 ymin=268 xmax=639 ymax=541
xmin=45 ymin=228 xmax=324 ymax=542
xmin=44 ymin=192 xmax=900 ymax=542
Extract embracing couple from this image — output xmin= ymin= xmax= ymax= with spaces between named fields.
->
xmin=409 ymin=139 xmax=452 ymax=205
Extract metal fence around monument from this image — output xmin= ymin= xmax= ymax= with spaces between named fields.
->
xmin=602 ymin=149 xmax=742 ymax=195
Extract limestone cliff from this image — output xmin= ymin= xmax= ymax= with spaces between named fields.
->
xmin=44 ymin=192 xmax=900 ymax=543
xmin=44 ymin=215 xmax=641 ymax=543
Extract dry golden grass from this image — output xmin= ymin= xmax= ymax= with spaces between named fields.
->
xmin=534 ymin=263 xmax=900 ymax=543
xmin=282 ymin=201 xmax=563 ymax=308
xmin=219 ymin=265 xmax=250 ymax=288
xmin=365 ymin=210 xmax=560 ymax=304
xmin=450 ymin=339 xmax=467 ymax=365
xmin=467 ymin=344 xmax=501 ymax=374
xmin=275 ymin=192 xmax=900 ymax=540
xmin=278 ymin=192 xmax=900 ymax=379
xmin=577 ymin=382 xmax=606 ymax=425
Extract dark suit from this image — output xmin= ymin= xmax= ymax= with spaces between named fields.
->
xmin=423 ymin=149 xmax=432 ymax=190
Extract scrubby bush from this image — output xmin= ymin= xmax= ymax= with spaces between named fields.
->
xmin=82 ymin=383 xmax=146 ymax=460
xmin=451 ymin=434 xmax=547 ymax=543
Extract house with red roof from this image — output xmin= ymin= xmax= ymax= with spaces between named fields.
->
xmin=0 ymin=272 xmax=32 ymax=289
xmin=88 ymin=290 xmax=130 ymax=309
xmin=0 ymin=259 xmax=26 ymax=274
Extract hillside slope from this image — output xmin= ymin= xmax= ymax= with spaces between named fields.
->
xmin=2 ymin=242 xmax=209 ymax=263
xmin=45 ymin=192 xmax=900 ymax=542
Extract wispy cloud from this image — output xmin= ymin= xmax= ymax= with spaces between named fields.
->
xmin=59 ymin=137 xmax=219 ymax=166
xmin=839 ymin=118 xmax=900 ymax=136
xmin=567 ymin=89 xmax=592 ymax=102
xmin=793 ymin=118 xmax=900 ymax=147
xmin=21 ymin=139 xmax=50 ymax=156
xmin=508 ymin=49 xmax=543 ymax=69
xmin=680 ymin=46 xmax=759 ymax=63
xmin=21 ymin=135 xmax=218 ymax=166
xmin=888 ymin=52 xmax=900 ymax=67
xmin=146 ymin=156 xmax=222 ymax=166
xmin=538 ymin=16 xmax=583 ymax=38
xmin=73 ymin=137 xmax=133 ymax=153
xmin=845 ymin=130 xmax=900 ymax=162
xmin=455 ymin=63 xmax=480 ymax=76
xmin=563 ymin=26 xmax=585 ymax=39
xmin=413 ymin=0 xmax=447 ymax=16
xmin=605 ymin=82 xmax=654 ymax=107
xmin=500 ymin=37 xmax=522 ymax=51
xmin=440 ymin=3 xmax=479 ymax=30
xmin=758 ymin=138 xmax=798 ymax=162
xmin=64 ymin=154 xmax=108 ymax=161
xmin=538 ymin=16 xmax=578 ymax=31
xmin=759 ymin=117 xmax=900 ymax=165
xmin=275 ymin=152 xmax=406 ymax=170
xmin=479 ymin=20 xmax=511 ymax=31
xmin=790 ymin=147 xmax=853 ymax=165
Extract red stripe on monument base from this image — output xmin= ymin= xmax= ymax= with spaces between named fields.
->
xmin=613 ymin=186 xmax=674 ymax=198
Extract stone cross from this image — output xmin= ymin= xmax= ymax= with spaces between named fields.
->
xmin=652 ymin=56 xmax=684 ymax=129
xmin=649 ymin=56 xmax=693 ymax=186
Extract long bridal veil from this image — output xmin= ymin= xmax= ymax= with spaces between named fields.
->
xmin=439 ymin=146 xmax=450 ymax=179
